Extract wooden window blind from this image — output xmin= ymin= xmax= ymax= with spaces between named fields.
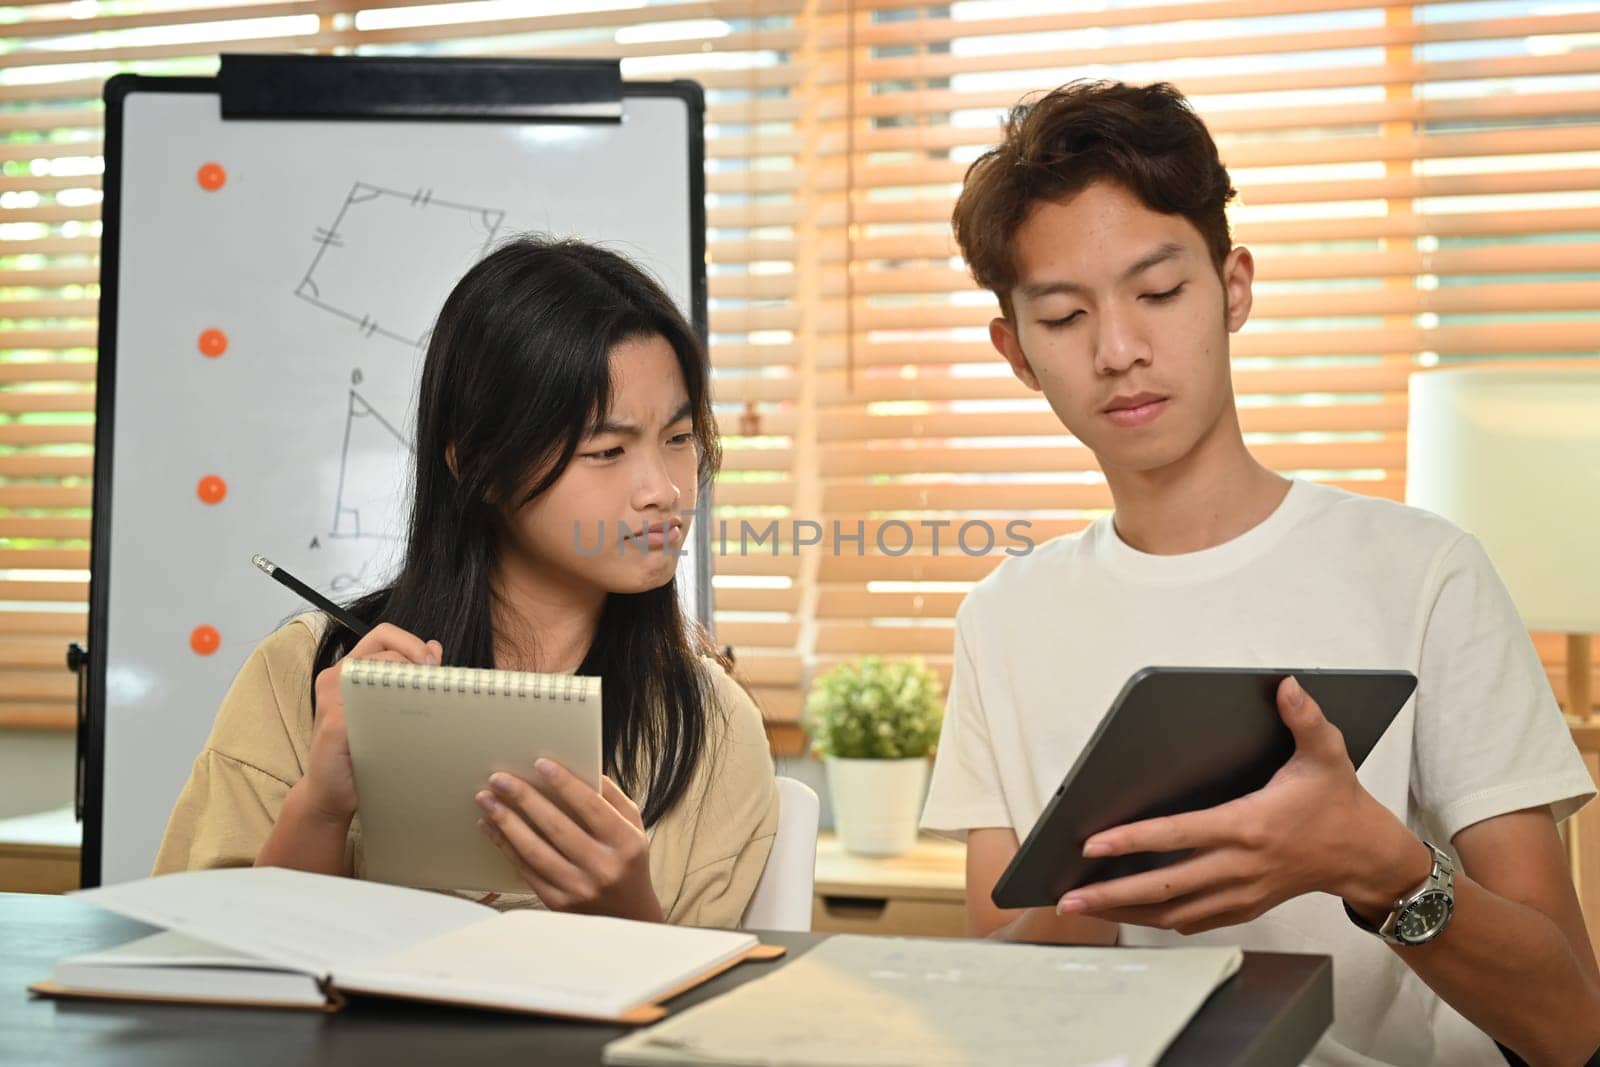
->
xmin=0 ymin=0 xmax=808 ymax=733
xmin=805 ymin=0 xmax=1600 ymax=719
xmin=2 ymin=0 xmax=1596 ymax=742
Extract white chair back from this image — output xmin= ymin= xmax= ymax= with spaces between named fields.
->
xmin=741 ymin=776 xmax=820 ymax=932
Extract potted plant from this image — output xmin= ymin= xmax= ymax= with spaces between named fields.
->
xmin=805 ymin=655 xmax=944 ymax=857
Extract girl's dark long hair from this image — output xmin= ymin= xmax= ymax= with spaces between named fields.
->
xmin=311 ymin=236 xmax=725 ymax=827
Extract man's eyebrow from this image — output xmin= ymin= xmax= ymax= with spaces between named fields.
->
xmin=1017 ymin=241 xmax=1189 ymax=300
xmin=1122 ymin=241 xmax=1187 ymax=280
xmin=589 ymin=400 xmax=694 ymax=437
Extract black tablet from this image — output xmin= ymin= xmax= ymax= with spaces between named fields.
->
xmin=990 ymin=666 xmax=1417 ymax=910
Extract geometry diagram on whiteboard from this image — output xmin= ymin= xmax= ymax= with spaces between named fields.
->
xmin=295 ymin=181 xmax=506 ymax=349
xmin=331 ymin=389 xmax=412 ymax=541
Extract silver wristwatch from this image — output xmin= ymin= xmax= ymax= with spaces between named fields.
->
xmin=1343 ymin=841 xmax=1455 ymax=946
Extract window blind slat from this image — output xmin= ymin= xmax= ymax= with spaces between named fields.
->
xmin=824 ymin=49 xmax=1600 ymax=119
xmin=819 ymin=440 xmax=1407 ymax=478
xmin=822 ymin=12 xmax=1600 ymax=85
xmin=842 ymin=242 xmax=1600 ymax=293
xmin=820 ymin=282 xmax=1600 ymax=331
xmin=830 ymin=0 xmax=1411 ymax=45
xmin=813 ymin=324 xmax=1600 ymax=368
xmin=0 ymin=548 xmax=89 ymax=570
xmin=814 ymin=364 xmax=1413 ymax=404
xmin=816 ymin=401 xmax=1409 ymax=443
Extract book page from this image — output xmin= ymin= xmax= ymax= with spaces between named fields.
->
xmin=603 ymin=936 xmax=1243 ymax=1067
xmin=332 ymin=909 xmax=756 ymax=1019
xmin=62 ymin=930 xmax=301 ymax=971
xmin=71 ymin=867 xmax=493 ymax=976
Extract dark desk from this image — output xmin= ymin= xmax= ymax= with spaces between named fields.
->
xmin=2 ymin=892 xmax=1331 ymax=1066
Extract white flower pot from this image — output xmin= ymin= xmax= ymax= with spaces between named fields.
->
xmin=824 ymin=756 xmax=929 ymax=857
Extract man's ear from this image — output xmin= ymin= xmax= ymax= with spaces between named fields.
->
xmin=989 ymin=315 xmax=1041 ymax=391
xmin=1222 ymin=246 xmax=1255 ymax=333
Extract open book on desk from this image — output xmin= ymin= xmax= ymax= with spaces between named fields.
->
xmin=30 ymin=867 xmax=781 ymax=1022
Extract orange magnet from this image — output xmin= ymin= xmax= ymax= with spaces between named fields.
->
xmin=198 ymin=329 xmax=228 ymax=358
xmin=190 ymin=625 xmax=221 ymax=656
xmin=197 ymin=163 xmax=227 ymax=191
xmin=197 ymin=475 xmax=227 ymax=505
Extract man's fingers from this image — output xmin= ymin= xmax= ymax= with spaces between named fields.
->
xmin=1058 ymin=852 xmax=1238 ymax=914
xmin=1088 ymin=892 xmax=1254 ymax=934
xmin=1166 ymin=891 xmax=1263 ymax=935
xmin=1098 ymin=895 xmax=1261 ymax=934
xmin=1082 ymin=806 xmax=1236 ymax=860
xmin=1277 ymin=676 xmax=1347 ymax=760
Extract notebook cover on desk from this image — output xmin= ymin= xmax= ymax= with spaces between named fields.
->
xmin=28 ymin=979 xmax=345 ymax=1013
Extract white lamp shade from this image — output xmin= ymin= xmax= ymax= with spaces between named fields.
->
xmin=1406 ymin=364 xmax=1600 ymax=633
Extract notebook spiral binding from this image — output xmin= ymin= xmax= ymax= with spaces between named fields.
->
xmin=343 ymin=659 xmax=599 ymax=702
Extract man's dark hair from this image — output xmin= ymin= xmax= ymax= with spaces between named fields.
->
xmin=952 ymin=80 xmax=1237 ymax=318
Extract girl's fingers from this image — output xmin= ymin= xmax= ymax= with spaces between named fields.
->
xmin=487 ymin=772 xmax=607 ymax=868
xmin=348 ymin=623 xmax=435 ymax=665
xmin=522 ymin=763 xmax=629 ymax=845
xmin=600 ymin=776 xmax=645 ymax=832
xmin=476 ymin=788 xmax=590 ymax=898
xmin=478 ymin=818 xmax=563 ymax=902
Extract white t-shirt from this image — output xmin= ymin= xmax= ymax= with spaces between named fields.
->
xmin=921 ymin=478 xmax=1595 ymax=1067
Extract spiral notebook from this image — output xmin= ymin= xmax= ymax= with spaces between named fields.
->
xmin=341 ymin=659 xmax=602 ymax=895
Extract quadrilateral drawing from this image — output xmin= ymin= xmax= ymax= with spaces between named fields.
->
xmin=295 ymin=181 xmax=506 ymax=348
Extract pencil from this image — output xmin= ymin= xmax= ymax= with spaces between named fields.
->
xmin=251 ymin=555 xmax=372 ymax=639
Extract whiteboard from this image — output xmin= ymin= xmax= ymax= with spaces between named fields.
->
xmin=89 ymin=79 xmax=710 ymax=885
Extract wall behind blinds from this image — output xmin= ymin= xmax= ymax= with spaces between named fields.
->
xmin=807 ymin=0 xmax=1600 ymax=716
xmin=2 ymin=0 xmax=1596 ymax=745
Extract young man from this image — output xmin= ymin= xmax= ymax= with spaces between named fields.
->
xmin=919 ymin=81 xmax=1600 ymax=1066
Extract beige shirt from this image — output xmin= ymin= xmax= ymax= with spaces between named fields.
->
xmin=154 ymin=616 xmax=778 ymax=929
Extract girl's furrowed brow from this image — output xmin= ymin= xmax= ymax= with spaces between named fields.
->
xmin=590 ymin=399 xmax=694 ymax=438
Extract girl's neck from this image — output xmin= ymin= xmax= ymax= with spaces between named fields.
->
xmin=488 ymin=555 xmax=606 ymax=674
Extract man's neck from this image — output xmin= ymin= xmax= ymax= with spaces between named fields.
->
xmin=488 ymin=555 xmax=605 ymax=674
xmin=1103 ymin=418 xmax=1291 ymax=557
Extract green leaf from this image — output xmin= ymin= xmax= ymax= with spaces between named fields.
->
xmin=804 ymin=654 xmax=945 ymax=759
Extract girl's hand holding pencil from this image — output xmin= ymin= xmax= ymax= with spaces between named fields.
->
xmin=251 ymin=555 xmax=443 ymax=876
xmin=305 ymin=623 xmax=443 ymax=824
xmin=250 ymin=555 xmax=442 ymax=827
xmin=255 ymin=621 xmax=443 ymax=877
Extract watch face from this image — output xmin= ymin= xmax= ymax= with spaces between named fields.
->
xmin=1397 ymin=892 xmax=1453 ymax=943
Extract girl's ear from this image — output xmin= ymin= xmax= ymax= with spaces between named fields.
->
xmin=445 ymin=443 xmax=460 ymax=480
